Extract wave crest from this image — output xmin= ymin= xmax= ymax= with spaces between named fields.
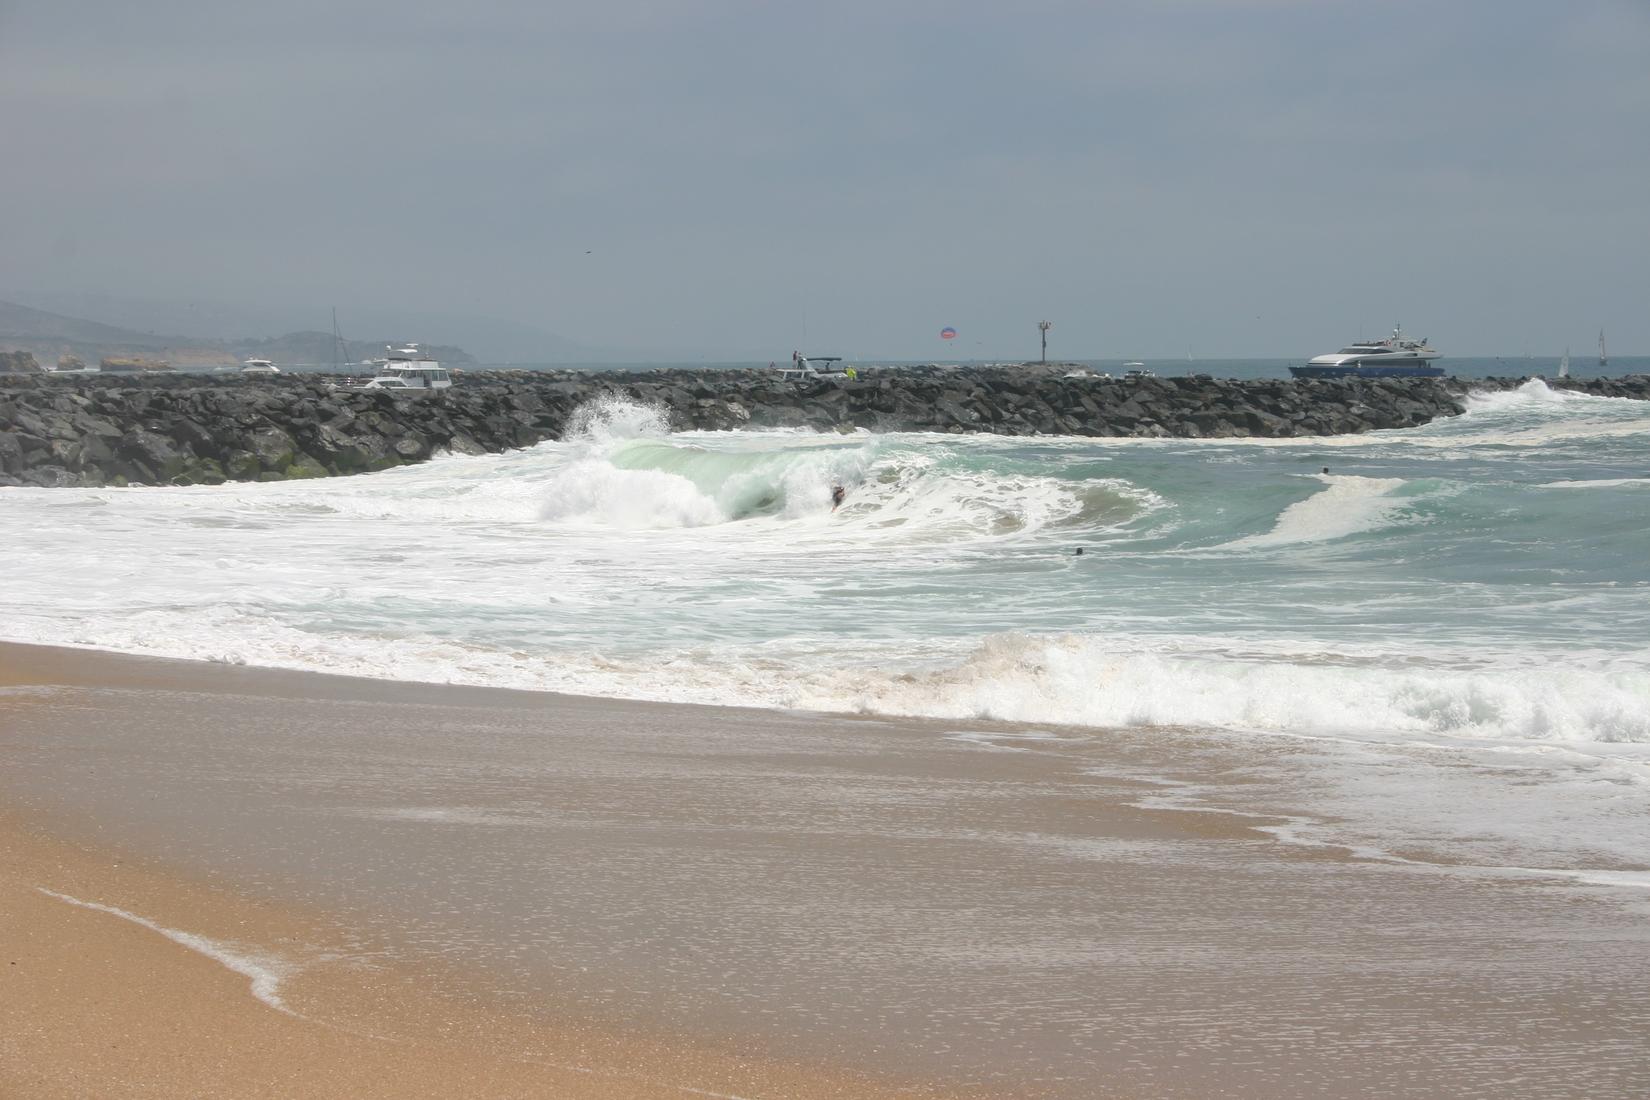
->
xmin=807 ymin=634 xmax=1650 ymax=746
xmin=565 ymin=394 xmax=674 ymax=444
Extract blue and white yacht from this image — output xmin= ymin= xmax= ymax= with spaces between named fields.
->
xmin=1290 ymin=326 xmax=1443 ymax=379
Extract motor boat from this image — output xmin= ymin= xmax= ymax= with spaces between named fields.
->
xmin=776 ymin=354 xmax=855 ymax=381
xmin=241 ymin=358 xmax=280 ymax=374
xmin=1290 ymin=326 xmax=1443 ymax=378
xmin=357 ymin=344 xmax=451 ymax=392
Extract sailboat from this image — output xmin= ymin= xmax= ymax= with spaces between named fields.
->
xmin=331 ymin=308 xmax=349 ymax=373
xmin=1598 ymin=329 xmax=1608 ymax=368
xmin=1558 ymin=348 xmax=1570 ymax=379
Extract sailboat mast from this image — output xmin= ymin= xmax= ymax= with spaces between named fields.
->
xmin=1599 ymin=328 xmax=1608 ymax=367
xmin=332 ymin=307 xmax=347 ymax=372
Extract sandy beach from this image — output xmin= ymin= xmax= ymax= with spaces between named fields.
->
xmin=0 ymin=644 xmax=985 ymax=1099
xmin=3 ymin=641 xmax=1649 ymax=1098
xmin=1 ymin=812 xmax=952 ymax=1100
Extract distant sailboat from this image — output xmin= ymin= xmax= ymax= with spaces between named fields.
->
xmin=1599 ymin=329 xmax=1608 ymax=367
xmin=331 ymin=308 xmax=349 ymax=373
xmin=1558 ymin=348 xmax=1570 ymax=379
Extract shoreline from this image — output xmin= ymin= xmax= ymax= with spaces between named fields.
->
xmin=5 ymin=641 xmax=1650 ymax=1097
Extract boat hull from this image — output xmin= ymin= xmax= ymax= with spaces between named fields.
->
xmin=1290 ymin=362 xmax=1445 ymax=379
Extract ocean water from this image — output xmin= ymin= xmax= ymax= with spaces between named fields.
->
xmin=5 ymin=378 xmax=1649 ymax=876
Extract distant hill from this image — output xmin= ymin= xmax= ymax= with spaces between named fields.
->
xmin=1 ymin=292 xmax=611 ymax=364
xmin=0 ymin=299 xmax=474 ymax=368
xmin=0 ymin=298 xmax=182 ymax=349
xmin=233 ymin=332 xmax=474 ymax=366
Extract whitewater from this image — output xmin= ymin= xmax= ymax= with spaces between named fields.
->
xmin=5 ymin=380 xmax=1649 ymax=870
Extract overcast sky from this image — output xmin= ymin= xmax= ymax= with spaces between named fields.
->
xmin=2 ymin=0 xmax=1647 ymax=360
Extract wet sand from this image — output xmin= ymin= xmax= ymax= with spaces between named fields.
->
xmin=2 ymin=641 xmax=1649 ymax=1097
xmin=1 ymin=811 xmax=957 ymax=1099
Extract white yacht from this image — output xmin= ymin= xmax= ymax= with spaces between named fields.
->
xmin=1290 ymin=326 xmax=1443 ymax=378
xmin=360 ymin=344 xmax=451 ymax=392
xmin=776 ymin=353 xmax=854 ymax=381
xmin=241 ymin=358 xmax=280 ymax=374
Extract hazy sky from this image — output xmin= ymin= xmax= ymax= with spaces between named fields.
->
xmin=3 ymin=0 xmax=1647 ymax=360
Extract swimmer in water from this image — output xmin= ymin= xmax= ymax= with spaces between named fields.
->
xmin=831 ymin=485 xmax=846 ymax=511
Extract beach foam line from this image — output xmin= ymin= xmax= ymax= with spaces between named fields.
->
xmin=1494 ymin=866 xmax=1650 ymax=891
xmin=34 ymin=886 xmax=765 ymax=1098
xmin=1108 ymin=773 xmax=1650 ymax=894
xmin=37 ymin=886 xmax=296 ymax=1014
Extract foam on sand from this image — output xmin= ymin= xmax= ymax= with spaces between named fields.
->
xmin=38 ymin=887 xmax=297 ymax=1014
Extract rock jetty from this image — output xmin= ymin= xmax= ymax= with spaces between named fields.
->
xmin=2 ymin=367 xmax=1646 ymax=488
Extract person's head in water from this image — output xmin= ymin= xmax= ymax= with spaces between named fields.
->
xmin=1321 ymin=466 xmax=1330 ymax=475
xmin=831 ymin=485 xmax=846 ymax=510
xmin=1074 ymin=547 xmax=1084 ymax=556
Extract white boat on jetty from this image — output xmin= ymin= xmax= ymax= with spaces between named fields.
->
xmin=777 ymin=353 xmax=855 ymax=381
xmin=358 ymin=344 xmax=451 ymax=392
xmin=241 ymin=358 xmax=280 ymax=374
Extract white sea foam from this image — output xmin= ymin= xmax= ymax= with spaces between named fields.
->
xmin=565 ymin=393 xmax=675 ymax=444
xmin=37 ymin=887 xmax=297 ymax=1013
xmin=1439 ymin=378 xmax=1650 ymax=449
xmin=1223 ymin=475 xmax=1409 ymax=549
xmin=806 ymin=633 xmax=1650 ymax=746
xmin=1536 ymin=477 xmax=1650 ymax=490
xmin=539 ymin=457 xmax=728 ymax=528
xmin=1461 ymin=377 xmax=1582 ymax=413
xmin=28 ymin=611 xmax=1644 ymax=751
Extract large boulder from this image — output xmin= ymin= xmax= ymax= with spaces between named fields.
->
xmin=0 ymin=431 xmax=24 ymax=474
xmin=246 ymin=425 xmax=299 ymax=473
xmin=0 ymin=351 xmax=42 ymax=374
xmin=116 ymin=427 xmax=188 ymax=483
